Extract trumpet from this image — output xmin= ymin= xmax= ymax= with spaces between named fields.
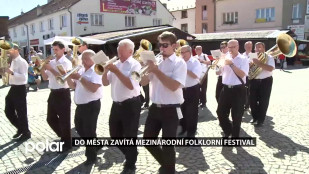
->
xmin=210 ymin=54 xmax=227 ymax=71
xmin=94 ymin=56 xmax=119 ymax=75
xmin=131 ymin=52 xmax=162 ymax=82
xmin=71 ymin=37 xmax=83 ymax=67
xmin=33 ymin=55 xmax=53 ymax=75
xmin=56 ymin=65 xmax=83 ymax=84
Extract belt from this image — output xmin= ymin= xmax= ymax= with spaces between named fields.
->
xmin=113 ymin=96 xmax=140 ymax=105
xmin=253 ymin=76 xmax=272 ymax=82
xmin=183 ymin=84 xmax=199 ymax=90
xmin=50 ymin=88 xmax=70 ymax=92
xmin=223 ymin=84 xmax=243 ymax=89
xmin=152 ymin=103 xmax=181 ymax=108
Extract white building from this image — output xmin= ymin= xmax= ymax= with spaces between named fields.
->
xmin=8 ymin=0 xmax=173 ymax=57
xmin=160 ymin=0 xmax=195 ymax=34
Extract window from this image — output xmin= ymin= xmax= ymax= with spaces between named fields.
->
xmin=125 ymin=16 xmax=135 ymax=27
xmin=60 ymin=15 xmax=67 ymax=28
xmin=181 ymin=23 xmax=188 ymax=32
xmin=256 ymin=7 xmax=275 ymax=22
xmin=13 ymin=28 xmax=17 ymax=37
xmin=202 ymin=5 xmax=207 ymax=20
xmin=40 ymin=21 xmax=44 ymax=32
xmin=91 ymin=13 xmax=103 ymax=26
xmin=181 ymin=10 xmax=188 ymax=19
xmin=292 ymin=3 xmax=302 ymax=19
xmin=21 ymin=26 xmax=25 ymax=36
xmin=31 ymin=24 xmax=35 ymax=34
xmin=223 ymin=12 xmax=238 ymax=24
xmin=202 ymin=23 xmax=207 ymax=33
xmin=153 ymin=18 xmax=162 ymax=26
xmin=48 ymin=18 xmax=54 ymax=30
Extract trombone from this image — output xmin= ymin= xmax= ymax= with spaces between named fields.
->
xmin=56 ymin=65 xmax=83 ymax=84
xmin=131 ymin=52 xmax=162 ymax=82
xmin=94 ymin=56 xmax=119 ymax=75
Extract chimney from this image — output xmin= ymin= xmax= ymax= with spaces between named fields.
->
xmin=37 ymin=5 xmax=42 ymax=16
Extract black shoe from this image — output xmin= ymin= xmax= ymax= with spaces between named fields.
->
xmin=121 ymin=165 xmax=136 ymax=174
xmin=200 ymin=104 xmax=206 ymax=108
xmin=250 ymin=119 xmax=257 ymax=124
xmin=12 ymin=131 xmax=22 ymax=139
xmin=255 ymin=122 xmax=264 ymax=127
xmin=16 ymin=132 xmax=31 ymax=141
xmin=84 ymin=158 xmax=96 ymax=166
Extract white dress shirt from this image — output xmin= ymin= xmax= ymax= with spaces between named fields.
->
xmin=255 ymin=54 xmax=275 ymax=79
xmin=195 ymin=53 xmax=210 ymax=72
xmin=242 ymin=52 xmax=251 ymax=59
xmin=9 ymin=55 xmax=28 ymax=85
xmin=149 ymin=53 xmax=187 ymax=104
xmin=45 ymin=55 xmax=72 ymax=89
xmin=74 ymin=65 xmax=103 ymax=104
xmin=107 ymin=56 xmax=141 ymax=102
xmin=185 ymin=57 xmax=202 ymax=87
xmin=221 ymin=53 xmax=249 ymax=85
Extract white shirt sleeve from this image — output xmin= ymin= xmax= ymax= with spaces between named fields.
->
xmin=267 ymin=55 xmax=275 ymax=68
xmin=11 ymin=60 xmax=28 ymax=83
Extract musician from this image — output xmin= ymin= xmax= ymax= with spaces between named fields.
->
xmin=41 ymin=41 xmax=72 ymax=152
xmin=76 ymin=41 xmax=88 ymax=65
xmin=180 ymin=45 xmax=202 ymax=137
xmin=140 ymin=31 xmax=187 ymax=174
xmin=4 ymin=43 xmax=31 ymax=141
xmin=67 ymin=50 xmax=103 ymax=165
xmin=194 ymin=45 xmax=211 ymax=108
xmin=243 ymin=41 xmax=253 ymax=111
xmin=249 ymin=42 xmax=275 ymax=127
xmin=102 ymin=39 xmax=141 ymax=173
xmin=216 ymin=40 xmax=249 ymax=138
xmin=215 ymin=41 xmax=229 ymax=103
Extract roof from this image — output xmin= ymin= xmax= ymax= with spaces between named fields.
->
xmin=192 ymin=30 xmax=292 ymax=41
xmin=159 ymin=0 xmax=195 ymax=12
xmin=84 ymin=25 xmax=195 ymax=43
xmin=8 ymin=0 xmax=80 ymax=27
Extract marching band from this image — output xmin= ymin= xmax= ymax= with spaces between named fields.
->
xmin=0 ymin=31 xmax=296 ymax=173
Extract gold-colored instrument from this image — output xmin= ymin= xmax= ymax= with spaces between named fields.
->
xmin=249 ymin=33 xmax=296 ymax=80
xmin=175 ymin=39 xmax=189 ymax=57
xmin=210 ymin=54 xmax=227 ymax=71
xmin=131 ymin=52 xmax=162 ymax=82
xmin=33 ymin=55 xmax=53 ymax=75
xmin=0 ymin=40 xmax=13 ymax=85
xmin=56 ymin=65 xmax=83 ymax=84
xmin=133 ymin=39 xmax=152 ymax=62
xmin=94 ymin=56 xmax=119 ymax=75
xmin=71 ymin=37 xmax=83 ymax=67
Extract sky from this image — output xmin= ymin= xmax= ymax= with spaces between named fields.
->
xmin=0 ymin=0 xmax=47 ymax=19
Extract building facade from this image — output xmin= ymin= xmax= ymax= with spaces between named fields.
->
xmin=8 ymin=0 xmax=173 ymax=57
xmin=195 ymin=0 xmax=215 ymax=33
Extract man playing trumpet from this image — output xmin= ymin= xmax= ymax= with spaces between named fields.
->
xmin=41 ymin=41 xmax=73 ymax=152
xmin=102 ymin=39 xmax=142 ymax=174
xmin=67 ymin=50 xmax=103 ymax=165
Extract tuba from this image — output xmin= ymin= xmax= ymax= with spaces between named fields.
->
xmin=133 ymin=39 xmax=152 ymax=62
xmin=249 ymin=33 xmax=296 ymax=80
xmin=175 ymin=39 xmax=189 ymax=57
xmin=94 ymin=56 xmax=119 ymax=75
xmin=56 ymin=65 xmax=83 ymax=84
xmin=0 ymin=40 xmax=13 ymax=85
xmin=131 ymin=52 xmax=162 ymax=82
xmin=71 ymin=37 xmax=83 ymax=67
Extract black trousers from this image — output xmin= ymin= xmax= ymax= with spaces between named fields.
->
xmin=245 ymin=76 xmax=250 ymax=109
xmin=47 ymin=89 xmax=71 ymax=148
xmin=144 ymin=104 xmax=179 ymax=174
xmin=249 ymin=76 xmax=273 ymax=124
xmin=217 ymin=85 xmax=246 ymax=137
xmin=199 ymin=74 xmax=208 ymax=105
xmin=109 ymin=96 xmax=141 ymax=167
xmin=181 ymin=84 xmax=200 ymax=137
xmin=215 ymin=76 xmax=223 ymax=103
xmin=5 ymin=85 xmax=30 ymax=134
xmin=75 ymin=99 xmax=101 ymax=160
xmin=143 ymin=84 xmax=149 ymax=106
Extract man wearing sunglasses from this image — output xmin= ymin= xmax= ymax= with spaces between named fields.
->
xmin=141 ymin=31 xmax=187 ymax=174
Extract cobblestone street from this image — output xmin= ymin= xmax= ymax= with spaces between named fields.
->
xmin=0 ymin=65 xmax=309 ymax=174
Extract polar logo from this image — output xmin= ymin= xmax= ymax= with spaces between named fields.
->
xmin=25 ymin=140 xmax=64 ymax=154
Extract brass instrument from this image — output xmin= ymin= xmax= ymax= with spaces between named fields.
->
xmin=175 ymin=39 xmax=189 ymax=57
xmin=0 ymin=40 xmax=13 ymax=85
xmin=210 ymin=54 xmax=227 ymax=71
xmin=249 ymin=33 xmax=296 ymax=80
xmin=133 ymin=39 xmax=152 ymax=62
xmin=56 ymin=65 xmax=83 ymax=84
xmin=94 ymin=56 xmax=119 ymax=75
xmin=33 ymin=55 xmax=53 ymax=75
xmin=131 ymin=52 xmax=162 ymax=82
xmin=71 ymin=37 xmax=83 ymax=67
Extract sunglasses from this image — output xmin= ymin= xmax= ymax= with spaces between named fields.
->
xmin=158 ymin=43 xmax=170 ymax=48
